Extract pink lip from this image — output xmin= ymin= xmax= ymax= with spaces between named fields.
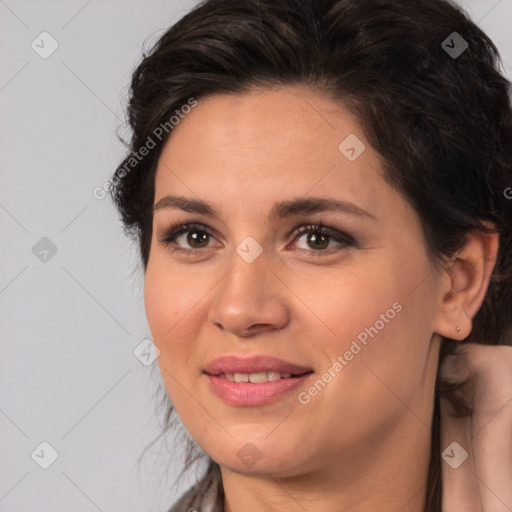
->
xmin=203 ymin=355 xmax=314 ymax=406
xmin=206 ymin=374 xmax=312 ymax=406
xmin=204 ymin=355 xmax=312 ymax=376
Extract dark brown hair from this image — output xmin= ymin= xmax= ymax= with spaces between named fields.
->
xmin=111 ymin=0 xmax=512 ymax=509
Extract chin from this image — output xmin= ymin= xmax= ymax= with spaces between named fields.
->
xmin=207 ymin=437 xmax=311 ymax=478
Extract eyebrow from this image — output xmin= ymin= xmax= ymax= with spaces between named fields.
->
xmin=153 ymin=195 xmax=376 ymax=222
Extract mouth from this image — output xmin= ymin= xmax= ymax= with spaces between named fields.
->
xmin=203 ymin=355 xmax=314 ymax=406
xmin=205 ymin=372 xmax=313 ymax=406
xmin=204 ymin=354 xmax=313 ymax=377
xmin=215 ymin=370 xmax=310 ymax=383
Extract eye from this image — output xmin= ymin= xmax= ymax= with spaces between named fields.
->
xmin=157 ymin=222 xmax=216 ymax=255
xmin=158 ymin=221 xmax=356 ymax=257
xmin=289 ymin=223 xmax=356 ymax=255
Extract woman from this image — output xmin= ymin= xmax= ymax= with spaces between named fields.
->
xmin=110 ymin=0 xmax=512 ymax=510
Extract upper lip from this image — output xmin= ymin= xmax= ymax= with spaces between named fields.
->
xmin=204 ymin=355 xmax=313 ymax=376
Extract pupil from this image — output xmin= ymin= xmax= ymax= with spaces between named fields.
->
xmin=188 ymin=231 xmax=208 ymax=248
xmin=309 ymin=233 xmax=328 ymax=250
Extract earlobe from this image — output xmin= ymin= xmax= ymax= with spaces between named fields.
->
xmin=433 ymin=223 xmax=499 ymax=340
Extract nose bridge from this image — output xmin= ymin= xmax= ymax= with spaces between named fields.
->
xmin=208 ymin=245 xmax=289 ymax=335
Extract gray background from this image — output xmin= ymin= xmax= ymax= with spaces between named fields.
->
xmin=1 ymin=0 xmax=511 ymax=510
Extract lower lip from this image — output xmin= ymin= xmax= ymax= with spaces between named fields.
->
xmin=205 ymin=373 xmax=313 ymax=406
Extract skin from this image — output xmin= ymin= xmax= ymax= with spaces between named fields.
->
xmin=440 ymin=343 xmax=512 ymax=511
xmin=144 ymin=85 xmax=498 ymax=511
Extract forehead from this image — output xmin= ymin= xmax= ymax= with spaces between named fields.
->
xmin=159 ymin=86 xmax=365 ymax=165
xmin=153 ymin=86 xmax=400 ymax=222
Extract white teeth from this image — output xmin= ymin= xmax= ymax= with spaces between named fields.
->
xmin=221 ymin=371 xmax=294 ymax=383
xmin=249 ymin=372 xmax=268 ymax=383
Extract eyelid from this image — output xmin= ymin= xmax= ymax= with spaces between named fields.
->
xmin=157 ymin=222 xmax=219 ymax=246
xmin=157 ymin=220 xmax=356 ymax=254
xmin=287 ymin=223 xmax=355 ymax=246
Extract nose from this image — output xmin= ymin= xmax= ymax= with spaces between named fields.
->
xmin=207 ymin=250 xmax=290 ymax=337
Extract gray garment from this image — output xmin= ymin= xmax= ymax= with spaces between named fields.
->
xmin=167 ymin=465 xmax=223 ymax=512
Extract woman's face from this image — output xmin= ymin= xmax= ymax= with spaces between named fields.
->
xmin=145 ymin=86 xmax=443 ymax=477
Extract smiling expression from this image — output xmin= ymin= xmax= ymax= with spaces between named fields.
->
xmin=144 ymin=85 xmax=443 ymax=478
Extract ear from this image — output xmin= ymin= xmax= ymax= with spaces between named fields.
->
xmin=433 ymin=222 xmax=499 ymax=340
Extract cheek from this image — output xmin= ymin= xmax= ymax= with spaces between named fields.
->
xmin=144 ymin=248 xmax=207 ymax=334
xmin=292 ymin=260 xmax=403 ymax=356
xmin=301 ymin=256 xmax=435 ymax=395
xmin=144 ymin=261 xmax=200 ymax=368
xmin=144 ymin=269 xmax=176 ymax=344
xmin=144 ymin=267 xmax=203 ymax=419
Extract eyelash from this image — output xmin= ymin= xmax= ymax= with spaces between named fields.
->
xmin=157 ymin=221 xmax=356 ymax=257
